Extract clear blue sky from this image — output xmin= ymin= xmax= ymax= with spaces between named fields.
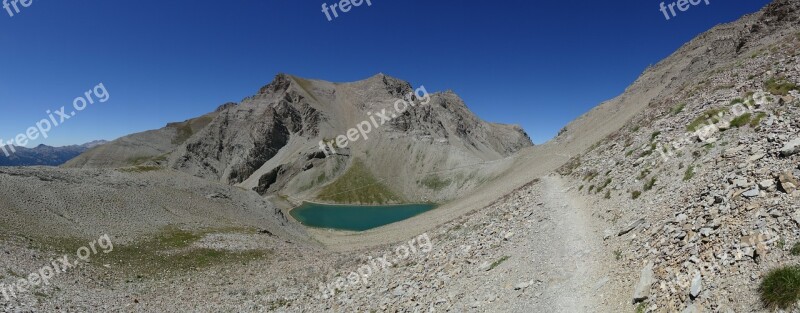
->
xmin=0 ymin=0 xmax=773 ymax=146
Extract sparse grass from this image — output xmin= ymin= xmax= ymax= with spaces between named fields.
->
xmin=729 ymin=113 xmax=752 ymax=128
xmin=635 ymin=302 xmax=648 ymax=313
xmin=750 ymin=112 xmax=767 ymax=128
xmin=638 ymin=169 xmax=651 ymax=180
xmin=125 ymin=155 xmax=155 ymax=166
xmin=687 ymin=108 xmax=725 ymax=132
xmin=639 ymin=143 xmax=656 ymax=158
xmin=44 ymin=227 xmax=268 ymax=278
xmin=488 ymin=256 xmax=510 ymax=271
xmin=643 ymin=177 xmax=657 ymax=191
xmin=583 ymin=170 xmax=599 ymax=182
xmin=760 ymin=265 xmax=800 ymax=310
xmin=613 ymin=250 xmax=622 ymax=260
xmin=650 ymin=131 xmax=661 ymax=141
xmin=318 ymin=159 xmax=402 ymax=204
xmin=267 ymin=299 xmax=293 ymax=311
xmin=631 ymin=190 xmax=642 ymax=200
xmin=730 ymin=98 xmax=744 ymax=105
xmin=604 ymin=190 xmax=611 ymax=199
xmin=671 ymin=103 xmax=686 ymax=115
xmin=683 ymin=165 xmax=695 ymax=181
xmin=172 ymin=116 xmax=214 ymax=145
xmin=118 ymin=165 xmax=162 ymax=173
xmin=419 ymin=175 xmax=451 ymax=191
xmin=588 ymin=185 xmax=595 ymax=193
xmin=765 ymin=77 xmax=798 ymax=96
xmin=597 ymin=178 xmax=612 ymax=192
xmin=578 ymin=185 xmax=584 ymax=191
xmin=791 ymin=243 xmax=800 ymax=256
xmin=557 ymin=157 xmax=581 ymax=175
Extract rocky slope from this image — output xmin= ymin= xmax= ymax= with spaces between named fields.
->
xmin=0 ymin=140 xmax=106 ymax=166
xmin=63 ymin=109 xmax=221 ymax=169
xmin=66 ymin=74 xmax=532 ymax=204
xmin=557 ymin=0 xmax=800 ymax=311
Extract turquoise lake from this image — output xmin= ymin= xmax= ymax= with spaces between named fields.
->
xmin=290 ymin=202 xmax=437 ymax=231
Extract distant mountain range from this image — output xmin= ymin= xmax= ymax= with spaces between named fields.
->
xmin=0 ymin=140 xmax=107 ymax=166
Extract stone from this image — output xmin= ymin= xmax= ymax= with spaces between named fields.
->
xmin=514 ymin=280 xmax=534 ymax=290
xmin=749 ymin=153 xmax=766 ymax=162
xmin=780 ymin=138 xmax=800 ymax=157
xmin=690 ymin=272 xmax=703 ymax=299
xmin=742 ymin=188 xmax=760 ymax=198
xmin=779 ymin=172 xmax=799 ymax=194
xmin=632 ymin=261 xmax=654 ymax=303
xmin=758 ymin=179 xmax=775 ymax=190
xmin=619 ymin=218 xmax=645 ymax=236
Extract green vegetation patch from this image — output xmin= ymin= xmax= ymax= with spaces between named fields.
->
xmin=419 ymin=175 xmax=452 ymax=191
xmin=39 ymin=227 xmax=268 ymax=278
xmin=729 ymin=113 xmax=752 ymax=128
xmin=318 ymin=159 xmax=402 ymax=204
xmin=671 ymin=103 xmax=686 ymax=115
xmin=791 ymin=243 xmax=800 ymax=256
xmin=118 ymin=165 xmax=163 ymax=173
xmin=765 ymin=77 xmax=798 ymax=96
xmin=750 ymin=112 xmax=767 ymax=128
xmin=172 ymin=116 xmax=214 ymax=145
xmin=683 ymin=165 xmax=695 ymax=181
xmin=487 ymin=256 xmax=510 ymax=271
xmin=643 ymin=177 xmax=657 ymax=191
xmin=760 ymin=265 xmax=800 ymax=310
xmin=687 ymin=108 xmax=725 ymax=132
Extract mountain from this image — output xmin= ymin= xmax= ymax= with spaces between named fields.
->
xmin=0 ymin=140 xmax=107 ymax=166
xmin=66 ymin=74 xmax=533 ymax=204
xmin=551 ymin=0 xmax=800 ymax=311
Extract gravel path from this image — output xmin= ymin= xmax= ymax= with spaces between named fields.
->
xmin=487 ymin=175 xmax=614 ymax=312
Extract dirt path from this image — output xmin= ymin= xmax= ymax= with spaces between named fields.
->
xmin=487 ymin=175 xmax=614 ymax=312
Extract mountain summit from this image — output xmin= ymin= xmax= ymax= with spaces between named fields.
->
xmin=66 ymin=74 xmax=532 ymax=204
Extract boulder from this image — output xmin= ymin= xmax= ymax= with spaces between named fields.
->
xmin=632 ymin=261 xmax=654 ymax=303
xmin=780 ymin=138 xmax=800 ymax=157
xmin=779 ymin=172 xmax=799 ymax=194
xmin=690 ymin=272 xmax=703 ymax=299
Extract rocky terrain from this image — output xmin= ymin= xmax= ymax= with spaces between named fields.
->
xmin=0 ymin=141 xmax=106 ymax=166
xmin=1 ymin=0 xmax=798 ymax=312
xmin=559 ymin=0 xmax=800 ymax=311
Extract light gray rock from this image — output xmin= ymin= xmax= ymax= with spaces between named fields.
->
xmin=742 ymin=188 xmax=760 ymax=198
xmin=632 ymin=261 xmax=654 ymax=303
xmin=780 ymin=138 xmax=800 ymax=157
xmin=619 ymin=218 xmax=645 ymax=236
xmin=690 ymin=273 xmax=703 ymax=299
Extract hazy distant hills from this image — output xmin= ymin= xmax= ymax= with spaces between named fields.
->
xmin=0 ymin=140 xmax=107 ymax=166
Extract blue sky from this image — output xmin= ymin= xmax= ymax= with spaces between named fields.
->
xmin=0 ymin=0 xmax=773 ymax=146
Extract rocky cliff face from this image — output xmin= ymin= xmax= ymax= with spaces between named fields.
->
xmin=67 ymin=73 xmax=532 ymax=204
xmin=556 ymin=0 xmax=800 ymax=311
